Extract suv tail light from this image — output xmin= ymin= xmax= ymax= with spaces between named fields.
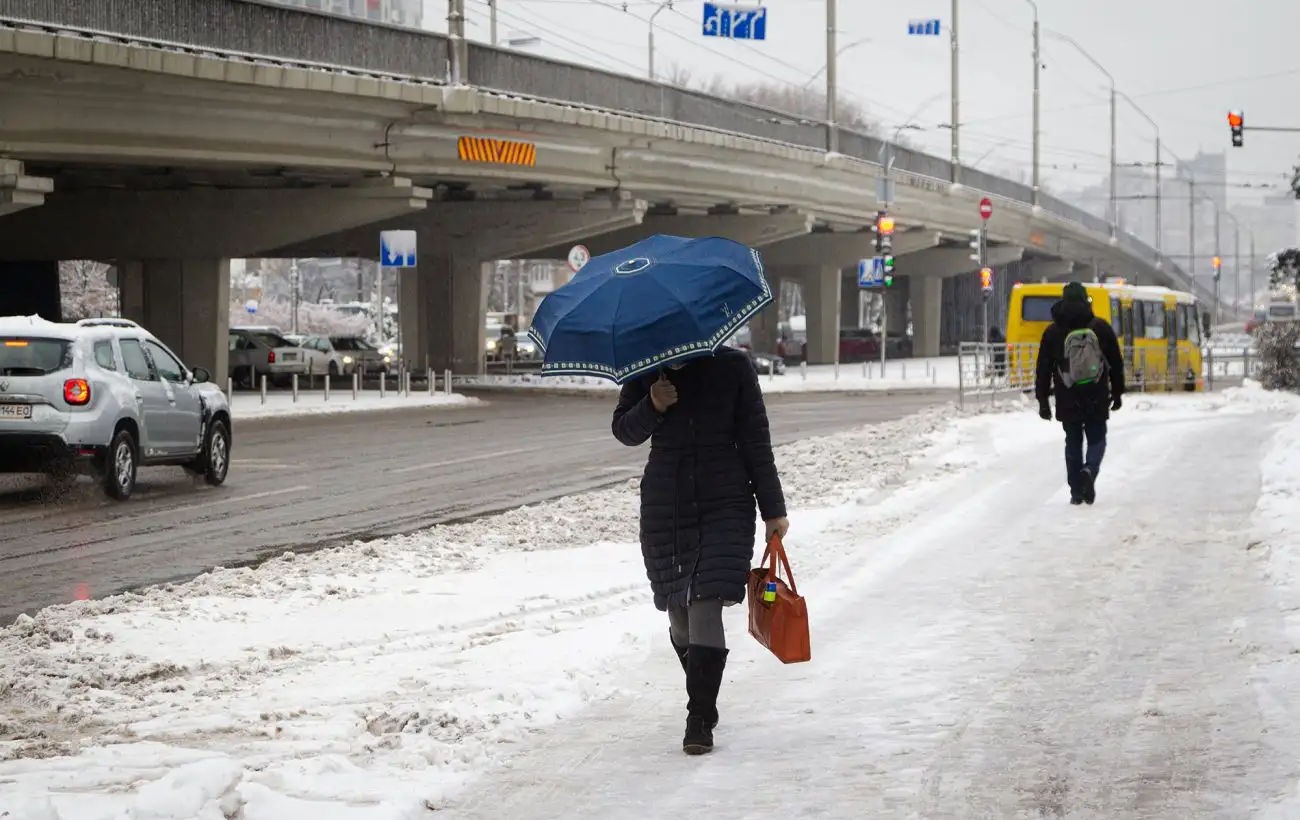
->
xmin=268 ymin=350 xmax=276 ymax=364
xmin=64 ymin=378 xmax=91 ymax=406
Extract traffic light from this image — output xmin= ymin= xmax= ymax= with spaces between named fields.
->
xmin=1212 ymin=256 xmax=1222 ymax=280
xmin=883 ymin=273 xmax=894 ymax=288
xmin=980 ymin=266 xmax=993 ymax=299
xmin=873 ymin=211 xmax=894 ymax=255
xmin=1228 ymin=111 xmax=1244 ymax=147
xmin=968 ymin=228 xmax=985 ymax=264
xmin=883 ymin=254 xmax=894 ymax=287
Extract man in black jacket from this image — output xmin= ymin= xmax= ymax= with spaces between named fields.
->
xmin=1034 ymin=282 xmax=1125 ymax=505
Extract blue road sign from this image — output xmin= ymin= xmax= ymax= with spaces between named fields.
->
xmin=380 ymin=230 xmax=417 ymax=268
xmin=908 ymin=19 xmax=942 ymax=36
xmin=858 ymin=257 xmax=885 ymax=289
xmin=703 ymin=2 xmax=767 ymax=41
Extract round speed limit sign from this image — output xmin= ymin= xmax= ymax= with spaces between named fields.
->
xmin=567 ymin=244 xmax=591 ymax=272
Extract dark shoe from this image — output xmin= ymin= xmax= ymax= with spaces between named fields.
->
xmin=1079 ymin=467 xmax=1096 ymax=505
xmin=671 ymin=636 xmax=717 ymax=729
xmin=683 ymin=644 xmax=728 ymax=755
xmin=1070 ymin=496 xmax=1084 ymax=506
xmin=683 ymin=716 xmax=713 ymax=755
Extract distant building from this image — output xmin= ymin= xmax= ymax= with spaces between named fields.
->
xmin=265 ymin=0 xmax=423 ymax=28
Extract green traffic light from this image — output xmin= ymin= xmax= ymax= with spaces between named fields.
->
xmin=883 ymin=274 xmax=893 ymax=287
xmin=883 ymin=255 xmax=894 ymax=272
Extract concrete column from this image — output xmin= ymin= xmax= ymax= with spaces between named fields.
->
xmin=748 ymin=275 xmax=783 ymax=354
xmin=883 ymin=276 xmax=910 ymax=334
xmin=839 ymin=268 xmax=862 ymax=330
xmin=912 ymin=275 xmax=944 ymax=358
xmin=117 ymin=259 xmax=231 ymax=378
xmin=795 ymin=265 xmax=840 ymax=365
xmin=0 ymin=261 xmax=61 ymax=321
xmin=398 ymin=255 xmax=489 ymax=375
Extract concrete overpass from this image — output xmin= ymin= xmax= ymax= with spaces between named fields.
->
xmin=0 ymin=2 xmax=1218 ymax=378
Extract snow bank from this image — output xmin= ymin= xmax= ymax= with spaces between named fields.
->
xmin=232 ymin=391 xmax=479 ymax=420
xmin=1254 ymin=395 xmax=1300 ymax=605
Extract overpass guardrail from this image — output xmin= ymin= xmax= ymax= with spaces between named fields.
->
xmin=2 ymin=0 xmax=1198 ymax=300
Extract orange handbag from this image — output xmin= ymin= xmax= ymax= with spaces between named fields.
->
xmin=747 ymin=534 xmax=811 ymax=664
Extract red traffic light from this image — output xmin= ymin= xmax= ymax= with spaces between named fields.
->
xmin=1227 ymin=111 xmax=1243 ymax=128
xmin=1212 ymin=256 xmax=1222 ymax=269
xmin=979 ymin=266 xmax=993 ymax=289
xmin=877 ymin=215 xmax=896 ymax=235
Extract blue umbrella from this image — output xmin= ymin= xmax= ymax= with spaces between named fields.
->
xmin=528 ymin=234 xmax=772 ymax=384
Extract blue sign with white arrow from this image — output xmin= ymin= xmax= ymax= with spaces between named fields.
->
xmin=703 ymin=2 xmax=768 ymax=41
xmin=380 ymin=230 xmax=417 ymax=268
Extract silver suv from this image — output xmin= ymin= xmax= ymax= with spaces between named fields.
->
xmin=0 ymin=316 xmax=232 ymax=500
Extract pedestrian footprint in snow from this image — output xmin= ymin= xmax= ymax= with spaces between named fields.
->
xmin=612 ymin=354 xmax=789 ymax=755
xmin=1034 ymin=281 xmax=1126 ymax=505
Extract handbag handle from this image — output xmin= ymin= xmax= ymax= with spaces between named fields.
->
xmin=758 ymin=533 xmax=799 ymax=597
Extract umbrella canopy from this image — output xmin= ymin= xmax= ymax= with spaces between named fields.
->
xmin=528 ymin=234 xmax=773 ymax=383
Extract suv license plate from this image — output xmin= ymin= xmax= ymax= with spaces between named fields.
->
xmin=0 ymin=404 xmax=32 ymax=419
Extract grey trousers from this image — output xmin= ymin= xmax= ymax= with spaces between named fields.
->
xmin=667 ymin=597 xmax=726 ymax=649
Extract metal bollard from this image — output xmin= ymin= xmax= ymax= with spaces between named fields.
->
xmin=291 ymin=374 xmax=298 ymax=403
xmin=428 ymin=367 xmax=435 ymax=396
xmin=379 ymin=372 xmax=386 ymax=399
xmin=932 ymin=368 xmax=937 ymax=385
xmin=767 ymin=358 xmax=774 ymax=383
xmin=926 ymin=361 xmax=932 ymax=377
xmin=260 ymin=374 xmax=267 ymax=405
xmin=834 ymin=362 xmax=840 ymax=381
xmin=862 ymin=359 xmax=867 ymax=379
xmin=444 ymin=368 xmax=453 ymax=395
xmin=226 ymin=377 xmax=233 ymax=403
xmin=800 ymin=361 xmax=807 ymax=381
xmin=352 ymin=372 xmax=359 ymax=400
xmin=404 ymin=370 xmax=411 ymax=397
xmin=324 ymin=373 xmax=330 ymax=402
xmin=902 ymin=362 xmax=907 ymax=380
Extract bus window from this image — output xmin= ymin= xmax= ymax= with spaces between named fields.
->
xmin=1018 ymin=296 xmax=1058 ymax=323
xmin=1110 ymin=298 xmax=1122 ymax=338
xmin=1189 ymin=306 xmax=1202 ymax=345
xmin=1140 ymin=301 xmax=1166 ymax=339
xmin=1176 ymin=304 xmax=1189 ymax=340
xmin=1131 ymin=301 xmax=1145 ymax=339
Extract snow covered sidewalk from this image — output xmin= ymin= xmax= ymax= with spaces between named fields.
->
xmin=5 ymin=385 xmax=1300 ymax=819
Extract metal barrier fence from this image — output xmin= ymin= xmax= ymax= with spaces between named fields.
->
xmin=957 ymin=343 xmax=1257 ymax=409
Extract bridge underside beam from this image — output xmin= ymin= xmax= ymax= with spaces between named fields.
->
xmin=527 ymin=211 xmax=815 ymax=261
xmin=270 ymin=196 xmax=649 ymax=261
xmin=0 ymin=159 xmax=53 ymax=219
xmin=0 ymin=180 xmax=432 ymax=261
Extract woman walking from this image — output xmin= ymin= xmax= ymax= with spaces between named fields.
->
xmin=612 ymin=347 xmax=789 ymax=755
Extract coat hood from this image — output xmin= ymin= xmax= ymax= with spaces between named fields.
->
xmin=1050 ymin=298 xmax=1095 ymax=331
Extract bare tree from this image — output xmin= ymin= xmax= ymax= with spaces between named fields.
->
xmin=58 ymin=260 xmax=118 ymax=320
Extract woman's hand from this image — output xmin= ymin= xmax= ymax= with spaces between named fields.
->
xmin=764 ymin=517 xmax=789 ymax=542
xmin=650 ymin=371 xmax=678 ymax=414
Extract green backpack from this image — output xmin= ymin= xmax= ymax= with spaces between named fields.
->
xmin=1059 ymin=328 xmax=1106 ymax=388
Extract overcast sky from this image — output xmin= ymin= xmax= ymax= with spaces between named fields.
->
xmin=422 ymin=0 xmax=1298 ymax=205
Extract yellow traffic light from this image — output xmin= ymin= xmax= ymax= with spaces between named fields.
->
xmin=877 ymin=216 xmax=895 ymax=235
xmin=1212 ymin=256 xmax=1222 ymax=269
xmin=980 ymin=266 xmax=993 ymax=289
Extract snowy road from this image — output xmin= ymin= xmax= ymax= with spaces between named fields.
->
xmin=451 ymin=401 xmax=1300 ymax=820
xmin=0 ymin=389 xmax=950 ymax=622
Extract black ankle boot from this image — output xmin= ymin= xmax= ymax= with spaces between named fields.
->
xmin=683 ymin=645 xmax=728 ymax=755
xmin=671 ymin=635 xmax=717 ymax=729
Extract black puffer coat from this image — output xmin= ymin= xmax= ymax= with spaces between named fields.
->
xmin=1035 ymin=299 xmax=1125 ymax=423
xmin=612 ymin=348 xmax=786 ymax=611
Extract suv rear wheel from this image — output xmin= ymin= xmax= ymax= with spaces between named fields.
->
xmin=185 ymin=419 xmax=230 ymax=486
xmin=103 ymin=428 xmax=138 ymax=501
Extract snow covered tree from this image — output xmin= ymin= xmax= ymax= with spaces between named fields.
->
xmin=1254 ymin=320 xmax=1300 ymax=393
xmin=1267 ymin=247 xmax=1300 ymax=290
xmin=58 ymin=260 xmax=119 ymax=320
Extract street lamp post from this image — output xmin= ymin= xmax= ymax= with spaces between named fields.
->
xmin=826 ymin=0 xmax=838 ymax=153
xmin=1022 ymin=0 xmax=1041 ymax=207
xmin=1117 ymin=90 xmax=1161 ymax=253
xmin=1044 ymin=30 xmax=1116 ymax=238
xmin=647 ymin=1 xmax=672 ymax=81
xmin=1223 ymin=211 xmax=1242 ymax=313
xmin=949 ymin=0 xmax=959 ymax=182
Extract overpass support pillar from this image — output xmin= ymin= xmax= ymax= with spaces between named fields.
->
xmin=778 ymin=265 xmax=839 ymax=365
xmin=0 ymin=261 xmax=61 ymax=321
xmin=117 ymin=259 xmax=231 ymax=379
xmin=883 ymin=277 xmax=910 ymax=335
xmin=912 ymin=276 xmax=943 ymax=359
xmin=748 ymin=274 xmax=784 ymax=354
xmin=398 ymin=255 xmax=489 ymax=375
